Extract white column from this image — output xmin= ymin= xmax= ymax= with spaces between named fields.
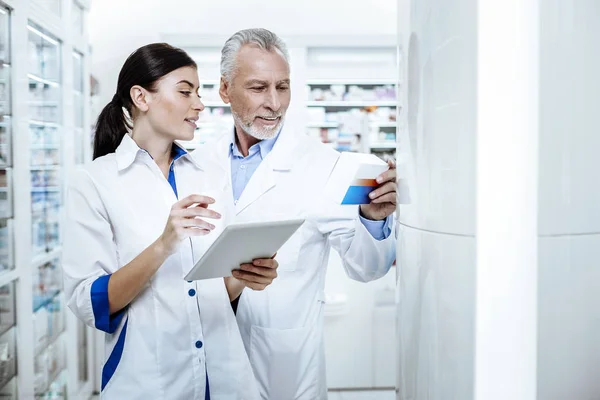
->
xmin=475 ymin=1 xmax=539 ymax=399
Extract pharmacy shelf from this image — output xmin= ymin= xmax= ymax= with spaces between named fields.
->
xmin=307 ymin=121 xmax=397 ymax=129
xmin=29 ymin=120 xmax=60 ymax=128
xmin=0 ymin=371 xmax=16 ymax=395
xmin=370 ymin=122 xmax=397 ymax=128
xmin=370 ymin=142 xmax=397 ymax=150
xmin=306 ymin=79 xmax=398 ymax=85
xmin=32 ymin=290 xmax=60 ymax=314
xmin=27 ymin=101 xmax=60 ymax=106
xmin=31 ymin=247 xmax=62 ymax=271
xmin=27 ymin=74 xmax=60 ymax=87
xmin=203 ymin=102 xmax=230 ymax=108
xmin=306 ymin=101 xmax=397 ymax=107
xmin=30 ymin=187 xmax=60 ymax=192
xmin=3 ymin=3 xmax=95 ymax=398
xmin=307 ymin=122 xmax=340 ymax=128
xmin=30 ymin=165 xmax=60 ymax=171
xmin=37 ymin=367 xmax=66 ymax=398
xmin=34 ymin=325 xmax=66 ymax=358
xmin=30 ymin=144 xmax=60 ymax=150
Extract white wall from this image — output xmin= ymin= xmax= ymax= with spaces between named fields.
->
xmin=88 ymin=0 xmax=397 ymax=108
xmin=397 ymin=0 xmax=600 ymax=399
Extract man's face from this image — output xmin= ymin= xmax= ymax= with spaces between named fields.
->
xmin=220 ymin=45 xmax=291 ymax=140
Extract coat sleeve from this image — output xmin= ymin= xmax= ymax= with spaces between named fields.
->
xmin=313 ymin=200 xmax=397 ymax=282
xmin=62 ymin=168 xmax=126 ymax=334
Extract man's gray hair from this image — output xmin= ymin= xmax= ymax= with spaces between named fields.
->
xmin=221 ymin=28 xmax=290 ymax=82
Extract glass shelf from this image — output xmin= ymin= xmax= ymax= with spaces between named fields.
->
xmin=28 ymin=25 xmax=62 ymax=259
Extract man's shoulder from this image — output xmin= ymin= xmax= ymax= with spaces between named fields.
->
xmin=284 ymin=132 xmax=339 ymax=161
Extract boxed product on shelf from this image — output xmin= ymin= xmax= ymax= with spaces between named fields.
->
xmin=33 ymin=307 xmax=49 ymax=350
xmin=30 ymin=125 xmax=60 ymax=146
xmin=0 ymin=328 xmax=15 ymax=388
xmin=34 ymin=349 xmax=49 ymax=394
xmin=368 ymin=107 xmax=396 ymax=122
xmin=0 ymin=118 xmax=9 ymax=144
xmin=307 ymin=83 xmax=397 ymax=102
xmin=337 ymin=109 xmax=363 ymax=133
xmin=30 ymin=169 xmax=60 ymax=187
xmin=200 ymin=84 xmax=221 ymax=102
xmin=33 ymin=260 xmax=62 ymax=299
xmin=31 ymin=149 xmax=60 ymax=166
xmin=307 ymin=107 xmax=326 ymax=122
xmin=0 ymin=224 xmax=9 ymax=272
xmin=0 ymin=283 xmax=14 ymax=333
xmin=47 ymin=297 xmax=64 ymax=342
xmin=31 ymin=191 xmax=61 ymax=215
xmin=308 ymin=85 xmax=345 ymax=101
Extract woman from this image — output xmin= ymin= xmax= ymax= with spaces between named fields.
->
xmin=63 ymin=43 xmax=276 ymax=399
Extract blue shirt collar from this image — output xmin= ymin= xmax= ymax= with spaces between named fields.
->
xmin=229 ymin=128 xmax=281 ymax=160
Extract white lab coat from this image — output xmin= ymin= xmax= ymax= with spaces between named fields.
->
xmin=192 ymin=129 xmax=397 ymax=399
xmin=63 ymin=134 xmax=259 ymax=400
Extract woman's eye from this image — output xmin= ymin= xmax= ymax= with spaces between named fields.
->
xmin=180 ymin=91 xmax=191 ymax=96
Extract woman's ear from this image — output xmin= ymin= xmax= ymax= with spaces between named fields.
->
xmin=130 ymin=85 xmax=150 ymax=113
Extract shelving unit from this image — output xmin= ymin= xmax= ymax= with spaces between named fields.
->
xmin=305 ymin=80 xmax=398 ymax=157
xmin=0 ymin=0 xmax=95 ymax=398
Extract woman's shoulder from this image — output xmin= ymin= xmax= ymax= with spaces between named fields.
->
xmin=68 ymin=153 xmax=119 ymax=188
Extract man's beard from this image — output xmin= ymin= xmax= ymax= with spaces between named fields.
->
xmin=232 ymin=110 xmax=284 ymax=140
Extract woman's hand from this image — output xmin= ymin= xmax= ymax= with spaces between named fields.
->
xmin=158 ymin=194 xmax=222 ymax=256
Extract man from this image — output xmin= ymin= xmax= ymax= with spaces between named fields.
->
xmin=193 ymin=28 xmax=397 ymax=399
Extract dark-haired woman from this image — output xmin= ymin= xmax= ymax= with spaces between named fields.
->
xmin=62 ymin=43 xmax=273 ymax=399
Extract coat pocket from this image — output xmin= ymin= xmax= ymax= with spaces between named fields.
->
xmin=250 ymin=324 xmax=319 ymax=399
xmin=275 ymin=229 xmax=302 ymax=272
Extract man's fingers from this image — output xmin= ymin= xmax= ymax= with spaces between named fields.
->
xmin=371 ymin=192 xmax=397 ymax=205
xmin=238 ymin=264 xmax=278 ymax=278
xmin=369 ymin=182 xmax=397 ymax=200
xmin=232 ymin=269 xmax=273 ymax=284
xmin=252 ymin=258 xmax=279 ymax=268
xmin=376 ymin=168 xmax=396 ymax=185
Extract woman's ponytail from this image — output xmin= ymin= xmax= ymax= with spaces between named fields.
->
xmin=92 ymin=94 xmax=130 ymax=160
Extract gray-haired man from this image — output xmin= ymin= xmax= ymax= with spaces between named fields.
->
xmin=192 ymin=28 xmax=397 ymax=399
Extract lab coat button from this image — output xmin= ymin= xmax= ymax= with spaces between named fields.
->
xmin=188 ymin=289 xmax=196 ymax=296
xmin=195 ymin=341 xmax=203 ymax=349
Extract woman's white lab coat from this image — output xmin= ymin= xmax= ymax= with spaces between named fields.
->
xmin=63 ymin=134 xmax=259 ymax=400
xmin=193 ymin=130 xmax=397 ymax=399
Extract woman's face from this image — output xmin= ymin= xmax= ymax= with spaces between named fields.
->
xmin=144 ymin=66 xmax=204 ymax=141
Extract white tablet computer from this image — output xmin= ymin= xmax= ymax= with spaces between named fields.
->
xmin=184 ymin=218 xmax=305 ymax=281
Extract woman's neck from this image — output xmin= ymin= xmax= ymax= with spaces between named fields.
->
xmin=131 ymin=122 xmax=173 ymax=172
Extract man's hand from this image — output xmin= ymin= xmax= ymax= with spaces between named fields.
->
xmin=232 ymin=256 xmax=279 ymax=291
xmin=360 ymin=159 xmax=397 ymax=221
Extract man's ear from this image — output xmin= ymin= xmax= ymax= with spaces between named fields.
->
xmin=130 ymin=85 xmax=150 ymax=113
xmin=219 ymin=77 xmax=231 ymax=104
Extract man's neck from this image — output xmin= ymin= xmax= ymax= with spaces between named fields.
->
xmin=234 ymin=125 xmax=261 ymax=157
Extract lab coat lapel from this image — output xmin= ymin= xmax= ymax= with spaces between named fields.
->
xmin=234 ymin=158 xmax=276 ymax=215
xmin=234 ymin=129 xmax=298 ymax=215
